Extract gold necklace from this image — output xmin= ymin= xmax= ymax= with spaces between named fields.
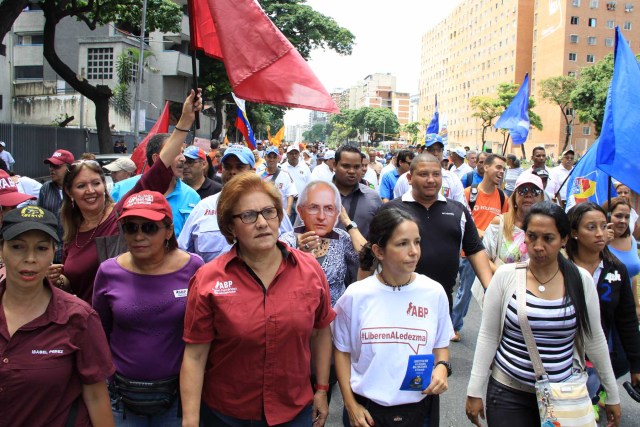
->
xmin=74 ymin=204 xmax=107 ymax=249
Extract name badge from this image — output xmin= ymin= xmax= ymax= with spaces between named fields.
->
xmin=173 ymin=289 xmax=188 ymax=298
xmin=399 ymin=354 xmax=434 ymax=391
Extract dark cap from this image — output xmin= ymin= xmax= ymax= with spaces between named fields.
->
xmin=1 ymin=206 xmax=60 ymax=242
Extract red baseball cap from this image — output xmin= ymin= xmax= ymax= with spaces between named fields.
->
xmin=44 ymin=149 xmax=75 ymax=166
xmin=119 ymin=190 xmax=172 ymax=222
xmin=0 ymin=170 xmax=37 ymax=207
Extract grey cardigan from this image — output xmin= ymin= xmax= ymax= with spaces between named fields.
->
xmin=466 ymin=261 xmax=620 ymax=404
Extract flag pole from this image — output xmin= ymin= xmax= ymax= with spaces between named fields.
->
xmin=187 ymin=0 xmax=200 ymax=130
xmin=607 ymin=176 xmax=613 ymax=221
xmin=501 ymin=133 xmax=510 ymax=156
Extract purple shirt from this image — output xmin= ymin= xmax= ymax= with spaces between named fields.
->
xmin=93 ymin=253 xmax=204 ymax=380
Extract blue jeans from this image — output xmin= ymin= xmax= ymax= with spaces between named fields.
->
xmin=451 ymin=258 xmax=476 ymax=332
xmin=201 ymin=404 xmax=312 ymax=427
xmin=112 ymin=394 xmax=181 ymax=427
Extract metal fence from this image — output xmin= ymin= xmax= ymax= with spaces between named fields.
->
xmin=0 ymin=123 xmax=137 ymax=180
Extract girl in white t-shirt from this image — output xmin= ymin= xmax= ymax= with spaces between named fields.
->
xmin=333 ymin=208 xmax=454 ymax=427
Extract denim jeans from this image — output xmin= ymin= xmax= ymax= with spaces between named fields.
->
xmin=485 ymin=377 xmax=539 ymax=427
xmin=112 ymin=393 xmax=181 ymax=427
xmin=450 ymin=258 xmax=476 ymax=332
xmin=201 ymin=404 xmax=312 ymax=427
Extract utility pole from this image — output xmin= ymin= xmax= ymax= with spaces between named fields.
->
xmin=133 ymin=0 xmax=148 ymax=147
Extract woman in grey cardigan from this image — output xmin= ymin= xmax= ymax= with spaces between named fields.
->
xmin=465 ymin=202 xmax=621 ymax=427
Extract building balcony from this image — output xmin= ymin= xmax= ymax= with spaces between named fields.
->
xmin=13 ymin=45 xmax=44 ymax=66
xmin=164 ymin=15 xmax=190 ymax=44
xmin=156 ymin=50 xmax=195 ymax=76
xmin=14 ymin=10 xmax=45 ymax=34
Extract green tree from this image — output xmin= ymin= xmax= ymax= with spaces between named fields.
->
xmin=361 ymin=108 xmax=400 ymax=142
xmin=400 ymin=122 xmax=422 ymax=144
xmin=328 ymin=109 xmax=358 ymax=144
xmin=0 ymin=0 xmax=30 ymax=56
xmin=40 ymin=0 xmax=181 ymax=152
xmin=200 ymin=0 xmax=355 ymax=140
xmin=538 ymin=75 xmax=578 ymax=152
xmin=111 ymin=48 xmax=157 ymax=116
xmin=302 ymin=123 xmax=330 ymax=143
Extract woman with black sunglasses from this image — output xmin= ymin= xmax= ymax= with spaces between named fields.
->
xmin=93 ymin=190 xmax=204 ymax=425
xmin=48 ymin=90 xmax=202 ymax=304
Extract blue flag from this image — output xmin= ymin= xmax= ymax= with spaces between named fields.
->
xmin=595 ymin=27 xmax=640 ymax=194
xmin=565 ymin=139 xmax=616 ymax=211
xmin=426 ymin=95 xmax=439 ymax=134
xmin=495 ymin=73 xmax=530 ymax=145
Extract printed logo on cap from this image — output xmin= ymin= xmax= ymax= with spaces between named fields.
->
xmin=21 ymin=206 xmax=45 ymax=219
xmin=126 ymin=193 xmax=155 ymax=207
xmin=53 ymin=151 xmax=63 ymax=158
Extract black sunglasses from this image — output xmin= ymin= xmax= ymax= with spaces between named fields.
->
xmin=517 ymin=186 xmax=543 ymax=197
xmin=122 ymin=221 xmax=165 ymax=235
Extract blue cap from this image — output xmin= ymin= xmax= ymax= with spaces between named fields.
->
xmin=183 ymin=145 xmax=206 ymax=160
xmin=425 ymin=133 xmax=444 ymax=147
xmin=265 ymin=146 xmax=279 ymax=156
xmin=221 ymin=145 xmax=255 ymax=168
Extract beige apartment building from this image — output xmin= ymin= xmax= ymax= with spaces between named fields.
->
xmin=419 ymin=0 xmax=639 ymax=156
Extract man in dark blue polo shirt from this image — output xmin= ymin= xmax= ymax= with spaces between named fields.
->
xmin=380 ymin=153 xmax=492 ymax=309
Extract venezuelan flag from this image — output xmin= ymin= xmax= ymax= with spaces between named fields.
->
xmin=232 ymin=92 xmax=256 ymax=149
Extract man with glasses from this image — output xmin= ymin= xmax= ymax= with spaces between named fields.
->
xmin=379 ymin=149 xmax=414 ymax=202
xmin=393 ymin=134 xmax=466 ymax=205
xmin=178 ymin=145 xmax=292 ymax=262
xmin=111 ymin=133 xmax=201 ymax=238
xmin=260 ymin=146 xmax=297 ymax=218
xmin=39 ymin=149 xmax=75 ymax=263
xmin=183 ymin=146 xmax=222 ymax=199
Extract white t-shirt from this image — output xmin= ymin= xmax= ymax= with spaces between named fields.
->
xmin=451 ymin=162 xmax=473 ymax=182
xmin=547 ymin=165 xmax=572 ymax=201
xmin=281 ymin=161 xmax=311 ymax=194
xmin=258 ymin=168 xmax=298 ymax=208
xmin=393 ymin=170 xmax=467 ymax=205
xmin=332 ymin=274 xmax=454 ymax=406
xmin=363 ymin=167 xmax=379 ymax=191
xmin=310 ymin=162 xmax=334 ymax=183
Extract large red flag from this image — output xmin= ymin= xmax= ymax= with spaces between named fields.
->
xmin=189 ymin=0 xmax=339 ymax=113
xmin=131 ymin=101 xmax=170 ymax=174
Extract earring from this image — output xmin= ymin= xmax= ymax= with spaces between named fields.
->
xmin=71 ymin=199 xmax=75 ymax=209
xmin=573 ymin=236 xmax=578 ymax=239
xmin=165 ymin=239 xmax=170 ymax=250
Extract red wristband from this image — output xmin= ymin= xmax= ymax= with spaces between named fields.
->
xmin=315 ymin=384 xmax=330 ymax=392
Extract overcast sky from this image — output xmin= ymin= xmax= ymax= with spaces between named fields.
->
xmin=285 ymin=0 xmax=461 ymax=125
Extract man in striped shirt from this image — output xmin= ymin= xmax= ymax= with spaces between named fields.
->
xmin=38 ymin=149 xmax=75 ymax=263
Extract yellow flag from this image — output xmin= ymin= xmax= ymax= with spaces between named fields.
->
xmin=267 ymin=125 xmax=272 ymax=141
xmin=223 ymin=134 xmax=230 ymax=145
xmin=270 ymin=126 xmax=285 ymax=147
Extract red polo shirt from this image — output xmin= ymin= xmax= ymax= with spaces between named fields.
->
xmin=184 ymin=243 xmax=335 ymax=425
xmin=0 ymin=280 xmax=114 ymax=427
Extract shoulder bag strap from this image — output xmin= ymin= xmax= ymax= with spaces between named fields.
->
xmin=515 ymin=262 xmax=547 ymax=379
xmin=494 ymin=215 xmax=504 ymax=262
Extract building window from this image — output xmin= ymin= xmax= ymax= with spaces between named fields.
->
xmin=14 ymin=65 xmax=43 ymax=79
xmin=570 ymin=34 xmax=579 ymax=43
xmin=17 ymin=34 xmax=44 ymax=45
xmin=587 ymin=54 xmax=596 ymax=62
xmin=569 ymin=52 xmax=577 ymax=61
xmin=625 ymin=3 xmax=634 ymax=12
xmin=624 ymin=21 xmax=632 ymax=29
xmin=572 ymin=0 xmax=581 ymax=6
xmin=87 ymin=47 xmax=114 ymax=80
xmin=571 ymin=16 xmax=580 ymax=24
xmin=568 ymin=71 xmax=577 ymax=77
xmin=606 ymin=1 xmax=616 ymax=10
xmin=588 ymin=36 xmax=597 ymax=45
xmin=583 ymin=126 xmax=591 ymax=135
xmin=589 ymin=18 xmax=597 ymax=26
xmin=605 ymin=37 xmax=614 ymax=46
xmin=590 ymin=0 xmax=599 ymax=7
xmin=606 ymin=19 xmax=615 ymax=28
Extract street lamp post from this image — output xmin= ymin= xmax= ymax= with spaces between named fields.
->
xmin=133 ymin=0 xmax=148 ymax=148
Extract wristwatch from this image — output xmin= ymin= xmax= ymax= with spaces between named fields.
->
xmin=346 ymin=221 xmax=358 ymax=231
xmin=435 ymin=360 xmax=452 ymax=377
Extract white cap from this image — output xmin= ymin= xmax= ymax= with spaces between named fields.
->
xmin=286 ymin=145 xmax=300 ymax=153
xmin=324 ymin=149 xmax=336 ymax=160
xmin=453 ymin=147 xmax=466 ymax=158
xmin=0 ymin=141 xmax=5 ymax=147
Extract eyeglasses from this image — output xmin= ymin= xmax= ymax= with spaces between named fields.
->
xmin=232 ymin=207 xmax=278 ymax=224
xmin=304 ymin=204 xmax=337 ymax=215
xmin=122 ymin=221 xmax=166 ymax=235
xmin=427 ymin=146 xmax=444 ymax=154
xmin=517 ymin=186 xmax=543 ymax=197
xmin=185 ymin=158 xmax=203 ymax=165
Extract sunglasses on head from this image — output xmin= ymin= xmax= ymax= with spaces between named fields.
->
xmin=517 ymin=186 xmax=543 ymax=197
xmin=122 ymin=221 xmax=166 ymax=235
xmin=69 ymin=159 xmax=101 ymax=171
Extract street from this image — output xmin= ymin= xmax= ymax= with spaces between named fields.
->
xmin=326 ymin=295 xmax=640 ymax=426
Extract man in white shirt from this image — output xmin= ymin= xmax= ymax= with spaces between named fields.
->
xmin=0 ymin=141 xmax=15 ymax=170
xmin=547 ymin=149 xmax=574 ymax=207
xmin=259 ymin=146 xmax=297 ymax=217
xmin=281 ymin=144 xmax=311 ymax=223
xmin=450 ymin=147 xmax=473 ymax=181
xmin=310 ymin=149 xmax=335 ymax=183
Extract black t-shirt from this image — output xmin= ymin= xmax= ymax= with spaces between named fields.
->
xmin=196 ymin=177 xmax=222 ymax=199
xmin=381 ymin=197 xmax=483 ymax=306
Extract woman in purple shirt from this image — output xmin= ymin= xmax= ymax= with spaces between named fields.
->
xmin=93 ymin=191 xmax=204 ymax=425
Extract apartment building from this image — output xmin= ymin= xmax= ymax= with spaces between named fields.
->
xmin=419 ymin=0 xmax=639 ymax=156
xmin=1 ymin=1 xmax=213 ymax=137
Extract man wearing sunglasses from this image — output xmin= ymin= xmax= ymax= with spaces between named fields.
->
xmin=183 ymin=146 xmax=222 ymax=199
xmin=38 ymin=149 xmax=75 ymax=262
xmin=111 ymin=134 xmax=201 ymax=238
xmin=451 ymin=154 xmax=509 ymax=342
xmin=178 ymin=145 xmax=293 ymax=262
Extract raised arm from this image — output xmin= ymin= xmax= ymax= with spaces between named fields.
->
xmin=158 ymin=89 xmax=202 ymax=168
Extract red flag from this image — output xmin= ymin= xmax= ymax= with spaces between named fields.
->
xmin=131 ymin=101 xmax=170 ymax=174
xmin=189 ymin=0 xmax=338 ymax=113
